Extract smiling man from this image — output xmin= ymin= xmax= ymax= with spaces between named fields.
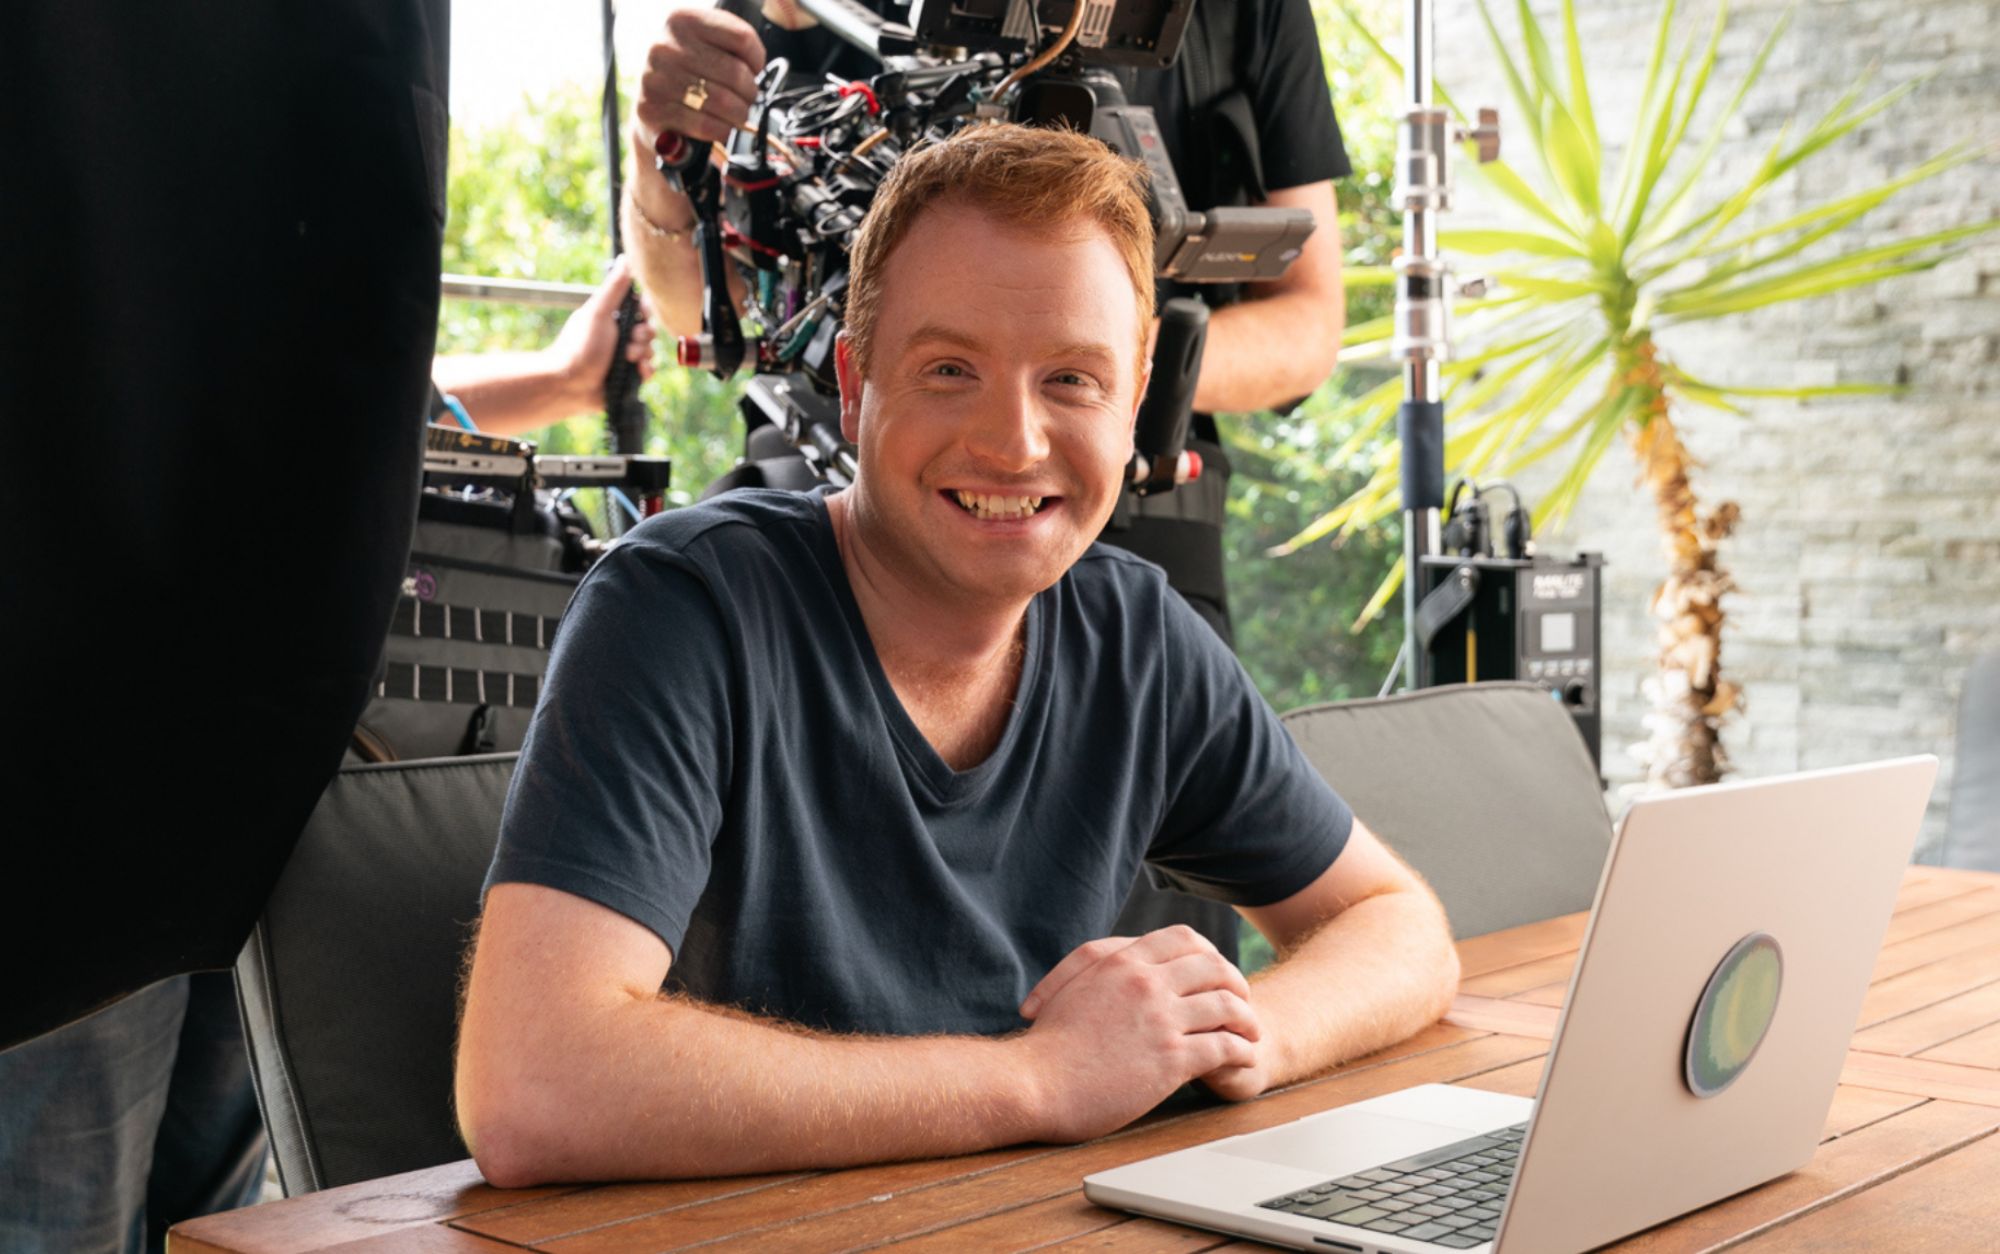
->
xmin=454 ymin=124 xmax=1458 ymax=1187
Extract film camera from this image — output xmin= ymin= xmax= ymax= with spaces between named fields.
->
xmin=658 ymin=0 xmax=1315 ymax=498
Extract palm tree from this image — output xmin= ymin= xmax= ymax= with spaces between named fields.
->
xmin=1287 ymin=0 xmax=1996 ymax=787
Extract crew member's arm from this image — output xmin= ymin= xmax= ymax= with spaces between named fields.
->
xmin=1020 ymin=818 xmax=1459 ymax=1102
xmin=624 ymin=6 xmax=768 ymax=337
xmin=431 ymin=258 xmax=656 ymax=437
xmin=457 ymin=884 xmax=1259 ymax=1186
xmin=1186 ymin=179 xmax=1346 ymax=415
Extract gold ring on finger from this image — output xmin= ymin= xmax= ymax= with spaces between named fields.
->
xmin=682 ymin=77 xmax=710 ymax=112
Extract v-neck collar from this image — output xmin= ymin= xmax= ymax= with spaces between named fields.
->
xmin=805 ymin=489 xmax=1048 ymax=807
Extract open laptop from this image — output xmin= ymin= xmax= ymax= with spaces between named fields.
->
xmin=1085 ymin=756 xmax=1938 ymax=1253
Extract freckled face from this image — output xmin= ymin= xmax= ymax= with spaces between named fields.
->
xmin=836 ymin=202 xmax=1143 ymax=609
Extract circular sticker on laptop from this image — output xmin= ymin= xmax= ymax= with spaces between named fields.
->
xmin=1684 ymin=932 xmax=1784 ymax=1098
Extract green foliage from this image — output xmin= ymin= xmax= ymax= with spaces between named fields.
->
xmin=1212 ymin=0 xmax=1407 ymax=714
xmin=438 ymin=86 xmax=744 ymax=506
xmin=1305 ymin=0 xmax=1998 ymax=622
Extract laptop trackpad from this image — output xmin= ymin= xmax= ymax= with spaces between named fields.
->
xmin=1215 ymin=1110 xmax=1475 ymax=1176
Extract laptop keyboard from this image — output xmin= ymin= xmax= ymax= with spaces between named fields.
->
xmin=1256 ymin=1121 xmax=1526 ymax=1249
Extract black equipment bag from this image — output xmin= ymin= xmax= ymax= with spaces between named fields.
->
xmin=349 ymin=491 xmax=591 ymax=764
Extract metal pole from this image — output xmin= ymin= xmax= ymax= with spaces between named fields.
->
xmin=1395 ymin=0 xmax=1446 ymax=688
xmin=440 ymin=274 xmax=595 ymax=308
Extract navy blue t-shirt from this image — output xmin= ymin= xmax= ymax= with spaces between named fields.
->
xmin=487 ymin=489 xmax=1352 ymax=1036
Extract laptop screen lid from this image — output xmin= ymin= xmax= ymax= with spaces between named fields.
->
xmin=1492 ymin=755 xmax=1937 ymax=1252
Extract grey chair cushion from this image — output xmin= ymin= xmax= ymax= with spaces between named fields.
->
xmin=1281 ymin=684 xmax=1611 ymax=939
xmin=235 ymin=754 xmax=515 ymax=1194
xmin=1942 ymin=652 xmax=2000 ymax=871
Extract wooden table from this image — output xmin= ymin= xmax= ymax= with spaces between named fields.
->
xmin=173 ymin=866 xmax=2000 ymax=1253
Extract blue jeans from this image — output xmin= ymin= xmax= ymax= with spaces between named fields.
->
xmin=0 ymin=972 xmax=268 ymax=1254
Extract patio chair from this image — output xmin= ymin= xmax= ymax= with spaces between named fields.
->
xmin=234 ymin=754 xmax=516 ymax=1194
xmin=1280 ymin=683 xmax=1613 ymax=939
xmin=1939 ymin=650 xmax=2000 ymax=872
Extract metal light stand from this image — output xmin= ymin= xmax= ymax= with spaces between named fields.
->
xmin=1393 ymin=0 xmax=1498 ymax=689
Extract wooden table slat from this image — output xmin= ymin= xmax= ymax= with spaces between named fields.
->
xmin=1456 ymin=950 xmax=1580 ymax=1000
xmin=1836 ymin=1053 xmax=2000 ymax=1108
xmin=1445 ymin=993 xmax=1561 ymax=1039
xmin=1726 ymin=1108 xmax=2000 ymax=1252
xmin=309 ymin=1227 xmax=520 ymax=1254
xmin=1603 ymin=1099 xmax=2000 ymax=1252
xmin=165 ymin=1160 xmax=578 ymax=1254
xmin=1815 ymin=1085 xmax=1931 ymax=1142
xmin=1850 ymin=974 xmax=2000 ymax=1058
xmin=448 ymin=1173 xmax=811 ymax=1245
xmin=1867 ymin=909 xmax=2000 ymax=985
xmin=1453 ymin=912 xmax=1590 ymax=978
xmin=1035 ymin=1216 xmax=1233 ymax=1251
xmin=1915 ymin=1018 xmax=2000 ymax=1070
xmin=866 ymin=1190 xmax=1127 ymax=1250
xmin=1854 ymin=949 xmax=2000 ymax=1031
xmin=1877 ymin=886 xmax=2000 ymax=947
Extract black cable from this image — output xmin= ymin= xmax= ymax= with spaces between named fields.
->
xmin=598 ymin=0 xmax=651 ymax=481
xmin=1474 ymin=480 xmax=1534 ymax=559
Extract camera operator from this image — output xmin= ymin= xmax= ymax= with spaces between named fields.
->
xmin=623 ymin=0 xmax=1350 ymax=967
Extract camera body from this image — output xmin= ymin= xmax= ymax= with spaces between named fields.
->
xmin=667 ymin=0 xmax=1311 ymax=389
xmin=907 ymin=0 xmax=1194 ymax=68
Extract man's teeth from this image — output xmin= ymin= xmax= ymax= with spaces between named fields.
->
xmin=953 ymin=490 xmax=1045 ymax=520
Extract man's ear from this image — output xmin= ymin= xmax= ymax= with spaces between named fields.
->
xmin=835 ymin=332 xmax=864 ymax=444
xmin=1133 ymin=317 xmax=1160 ymax=438
xmin=1129 ymin=355 xmax=1153 ymax=438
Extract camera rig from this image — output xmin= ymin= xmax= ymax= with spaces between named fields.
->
xmin=656 ymin=0 xmax=1316 ymax=497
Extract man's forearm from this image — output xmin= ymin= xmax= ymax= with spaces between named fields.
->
xmin=460 ymin=990 xmax=1042 ymax=1187
xmin=1191 ymin=287 xmax=1346 ymax=416
xmin=430 ymin=352 xmax=582 ymax=437
xmin=1251 ymin=887 xmax=1460 ymax=1086
xmin=624 ymin=144 xmax=707 ymax=337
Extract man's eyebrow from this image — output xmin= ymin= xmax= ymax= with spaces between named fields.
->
xmin=902 ymin=324 xmax=986 ymax=355
xmin=901 ymin=324 xmax=1120 ymax=369
xmin=1046 ymin=342 xmax=1121 ymax=369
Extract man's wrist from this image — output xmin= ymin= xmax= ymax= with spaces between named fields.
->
xmin=991 ymin=1033 xmax=1053 ymax=1143
xmin=624 ymin=182 xmax=697 ymax=244
xmin=625 ymin=133 xmax=698 ymax=241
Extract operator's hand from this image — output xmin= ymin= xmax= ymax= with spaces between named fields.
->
xmin=1015 ymin=926 xmax=1261 ymax=1142
xmin=635 ymin=7 xmax=767 ymax=149
xmin=551 ymin=256 xmax=656 ymax=406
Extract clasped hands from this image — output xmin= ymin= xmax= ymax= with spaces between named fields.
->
xmin=1013 ymin=925 xmax=1275 ymax=1144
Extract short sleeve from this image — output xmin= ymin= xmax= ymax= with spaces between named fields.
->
xmin=1251 ymin=0 xmax=1352 ymax=188
xmin=1147 ymin=593 xmax=1353 ymax=906
xmin=484 ymin=542 xmax=736 ymax=956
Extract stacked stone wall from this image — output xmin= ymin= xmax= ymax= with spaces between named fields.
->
xmin=1418 ymin=0 xmax=1998 ymax=851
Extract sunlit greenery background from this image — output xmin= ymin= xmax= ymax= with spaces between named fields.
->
xmin=437 ymin=0 xmax=1406 ymax=713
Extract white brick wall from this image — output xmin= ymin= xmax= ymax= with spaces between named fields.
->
xmin=1419 ymin=0 xmax=2000 ymax=852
